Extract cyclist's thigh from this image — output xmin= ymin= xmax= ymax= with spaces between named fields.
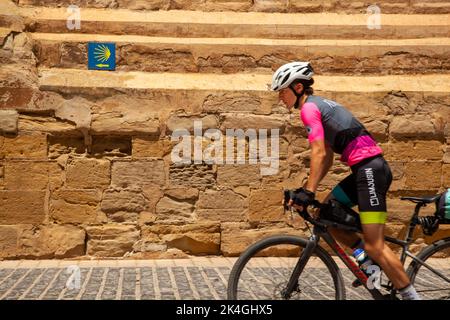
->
xmin=354 ymin=156 xmax=391 ymax=225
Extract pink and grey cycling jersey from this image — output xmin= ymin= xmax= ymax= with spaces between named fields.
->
xmin=300 ymin=95 xmax=383 ymax=167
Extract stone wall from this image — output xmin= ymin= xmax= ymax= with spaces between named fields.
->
xmin=0 ymin=0 xmax=449 ymax=259
xmin=14 ymin=0 xmax=450 ymax=13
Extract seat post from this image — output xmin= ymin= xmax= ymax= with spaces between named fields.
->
xmin=404 ymin=202 xmax=423 ymax=243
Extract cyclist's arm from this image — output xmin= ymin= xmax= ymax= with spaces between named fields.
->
xmin=305 ymin=139 xmax=332 ymax=193
xmin=300 ymin=102 xmax=333 ymax=193
xmin=319 ymin=144 xmax=334 ymax=181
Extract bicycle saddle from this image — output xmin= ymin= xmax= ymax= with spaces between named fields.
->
xmin=400 ymin=195 xmax=440 ymax=204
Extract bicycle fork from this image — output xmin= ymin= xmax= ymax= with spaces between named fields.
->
xmin=282 ymin=234 xmax=319 ymax=299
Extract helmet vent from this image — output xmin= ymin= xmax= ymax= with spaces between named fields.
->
xmin=280 ymin=73 xmax=291 ymax=86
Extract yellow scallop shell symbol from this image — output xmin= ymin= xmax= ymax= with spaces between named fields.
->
xmin=94 ymin=44 xmax=111 ymax=63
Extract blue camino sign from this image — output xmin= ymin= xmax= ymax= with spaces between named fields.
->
xmin=88 ymin=42 xmax=116 ymax=71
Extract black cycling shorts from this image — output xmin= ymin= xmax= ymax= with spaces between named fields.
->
xmin=331 ymin=155 xmax=393 ymax=224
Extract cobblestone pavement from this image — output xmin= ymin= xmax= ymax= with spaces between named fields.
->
xmin=0 ymin=257 xmax=448 ymax=300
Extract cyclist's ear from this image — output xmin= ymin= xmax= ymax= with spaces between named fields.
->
xmin=293 ymin=82 xmax=304 ymax=94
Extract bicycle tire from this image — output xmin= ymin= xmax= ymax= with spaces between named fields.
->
xmin=227 ymin=235 xmax=346 ymax=300
xmin=406 ymin=237 xmax=450 ymax=300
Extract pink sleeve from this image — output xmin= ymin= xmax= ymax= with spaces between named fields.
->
xmin=300 ymin=102 xmax=325 ymax=143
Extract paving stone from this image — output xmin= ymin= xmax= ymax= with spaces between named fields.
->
xmin=0 ymin=259 xmax=447 ymax=300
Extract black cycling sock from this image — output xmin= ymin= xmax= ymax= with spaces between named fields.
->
xmin=350 ymin=238 xmax=364 ymax=250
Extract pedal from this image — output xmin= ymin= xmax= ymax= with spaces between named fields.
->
xmin=352 ymin=279 xmax=362 ymax=288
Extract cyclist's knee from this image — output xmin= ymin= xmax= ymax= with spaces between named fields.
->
xmin=364 ymin=242 xmax=385 ymax=261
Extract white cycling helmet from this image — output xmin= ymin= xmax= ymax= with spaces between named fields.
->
xmin=270 ymin=61 xmax=314 ymax=91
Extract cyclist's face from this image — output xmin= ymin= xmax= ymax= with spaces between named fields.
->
xmin=279 ymin=88 xmax=296 ymax=110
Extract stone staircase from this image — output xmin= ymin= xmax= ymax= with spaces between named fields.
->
xmin=0 ymin=0 xmax=449 ymax=259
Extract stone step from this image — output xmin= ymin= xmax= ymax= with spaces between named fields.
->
xmin=34 ymin=68 xmax=450 ymax=127
xmin=32 ymin=33 xmax=450 ymax=74
xmin=0 ymin=67 xmax=439 ymax=140
xmin=38 ymin=68 xmax=450 ymax=94
xmin=20 ymin=7 xmax=450 ymax=39
xmin=16 ymin=0 xmax=450 ymax=14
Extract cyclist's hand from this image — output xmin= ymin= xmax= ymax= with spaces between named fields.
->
xmin=311 ymin=206 xmax=321 ymax=220
xmin=288 ymin=199 xmax=304 ymax=211
xmin=282 ymin=189 xmax=313 ymax=211
xmin=291 ymin=188 xmax=315 ymax=207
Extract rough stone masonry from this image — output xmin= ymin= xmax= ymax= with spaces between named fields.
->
xmin=0 ymin=0 xmax=449 ymax=259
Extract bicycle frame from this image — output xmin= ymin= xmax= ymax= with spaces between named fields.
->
xmin=285 ymin=201 xmax=450 ymax=300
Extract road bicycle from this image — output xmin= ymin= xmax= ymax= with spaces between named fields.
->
xmin=227 ymin=194 xmax=450 ymax=300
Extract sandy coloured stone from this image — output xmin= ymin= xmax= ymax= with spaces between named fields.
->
xmin=169 ymin=163 xmax=215 ymax=189
xmin=54 ymin=97 xmax=92 ymax=131
xmin=155 ymin=196 xmax=195 ymax=222
xmin=164 ymin=233 xmax=220 ymax=254
xmin=18 ymin=224 xmax=86 ymax=258
xmin=0 ymin=110 xmax=18 ymax=134
xmin=50 ymin=189 xmax=105 ymax=224
xmin=101 ymin=186 xmax=147 ymax=213
xmin=220 ymin=224 xmax=305 ymax=256
xmin=3 ymin=161 xmax=58 ymax=190
xmin=86 ymin=224 xmax=139 ymax=257
xmin=202 ymin=92 xmax=267 ymax=114
xmin=405 ymin=161 xmax=442 ymax=190
xmin=0 ymin=225 xmax=19 ymax=257
xmin=363 ymin=119 xmax=389 ymax=142
xmin=91 ymin=95 xmax=160 ymax=135
xmin=389 ymin=116 xmax=437 ymax=139
xmin=166 ymin=114 xmax=219 ymax=133
xmin=143 ymin=221 xmax=220 ymax=235
xmin=289 ymin=0 xmax=333 ymax=12
xmin=383 ymin=140 xmax=444 ymax=161
xmin=0 ymin=133 xmax=47 ymax=160
xmin=164 ymin=187 xmax=199 ymax=201
xmin=138 ymin=211 xmax=157 ymax=225
xmin=0 ymin=190 xmax=45 ymax=224
xmin=91 ymin=136 xmax=132 ymax=157
xmin=18 ymin=114 xmax=78 ymax=134
xmin=443 ymin=164 xmax=450 ymax=187
xmin=220 ymin=113 xmax=287 ymax=133
xmin=216 ymin=164 xmax=261 ymax=188
xmin=252 ymin=0 xmax=288 ymax=12
xmin=66 ymin=158 xmax=110 ymax=189
xmin=196 ymin=189 xmax=248 ymax=222
xmin=132 ymin=137 xmax=172 ymax=158
xmin=443 ymin=145 xmax=450 ymax=164
xmin=197 ymin=189 xmax=247 ymax=210
xmin=112 ymin=160 xmax=165 ymax=187
xmin=48 ymin=136 xmax=85 ymax=159
xmin=142 ymin=185 xmax=164 ymax=214
xmin=248 ymin=188 xmax=285 ymax=224
xmin=141 ymin=222 xmax=221 ymax=254
xmin=0 ymin=224 xmax=85 ymax=259
xmin=15 ymin=0 xmax=450 ymax=13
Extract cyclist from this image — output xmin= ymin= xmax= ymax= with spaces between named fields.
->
xmin=272 ymin=61 xmax=421 ymax=300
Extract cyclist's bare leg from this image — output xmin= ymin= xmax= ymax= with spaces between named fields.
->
xmin=362 ymin=223 xmax=410 ymax=289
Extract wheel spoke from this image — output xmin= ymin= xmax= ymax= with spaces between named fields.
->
xmin=228 ymin=236 xmax=344 ymax=300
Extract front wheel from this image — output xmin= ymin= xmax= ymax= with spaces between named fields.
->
xmin=407 ymin=237 xmax=450 ymax=300
xmin=227 ymin=235 xmax=346 ymax=300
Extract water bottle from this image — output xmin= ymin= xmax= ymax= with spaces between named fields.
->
xmin=352 ymin=248 xmax=374 ymax=274
xmin=352 ymin=248 xmax=383 ymax=289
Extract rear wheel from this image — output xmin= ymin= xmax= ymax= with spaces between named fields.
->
xmin=227 ymin=235 xmax=346 ymax=300
xmin=406 ymin=237 xmax=450 ymax=300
